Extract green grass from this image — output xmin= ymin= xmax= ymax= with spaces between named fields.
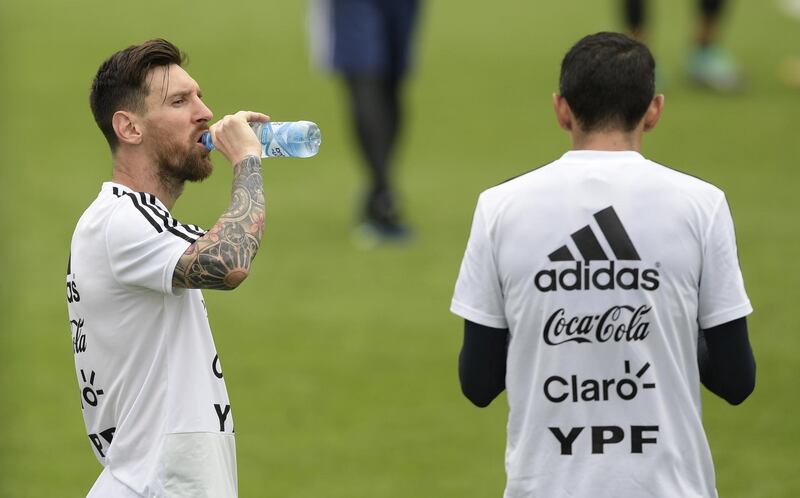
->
xmin=1 ymin=0 xmax=798 ymax=496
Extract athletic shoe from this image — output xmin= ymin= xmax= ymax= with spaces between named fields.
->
xmin=687 ymin=45 xmax=744 ymax=92
xmin=353 ymin=218 xmax=412 ymax=249
xmin=353 ymin=189 xmax=412 ymax=249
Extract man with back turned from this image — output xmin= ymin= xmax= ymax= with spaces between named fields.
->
xmin=451 ymin=32 xmax=755 ymax=497
xmin=66 ymin=38 xmax=269 ymax=496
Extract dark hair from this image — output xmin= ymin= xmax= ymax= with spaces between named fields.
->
xmin=559 ymin=32 xmax=655 ymax=132
xmin=89 ymin=39 xmax=185 ymax=151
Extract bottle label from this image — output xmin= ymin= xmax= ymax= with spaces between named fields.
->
xmin=264 ymin=122 xmax=287 ymax=157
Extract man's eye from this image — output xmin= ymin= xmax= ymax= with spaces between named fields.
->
xmin=173 ymin=99 xmax=185 ymax=106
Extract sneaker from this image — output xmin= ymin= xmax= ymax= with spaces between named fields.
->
xmin=353 ymin=190 xmax=412 ymax=249
xmin=687 ymin=45 xmax=744 ymax=92
xmin=353 ymin=218 xmax=412 ymax=249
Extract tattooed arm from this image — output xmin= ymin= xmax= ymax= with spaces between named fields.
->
xmin=172 ymin=111 xmax=268 ymax=290
xmin=173 ymin=155 xmax=264 ymax=290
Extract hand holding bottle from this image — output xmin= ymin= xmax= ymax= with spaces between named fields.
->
xmin=203 ymin=120 xmax=322 ymax=159
xmin=207 ymin=111 xmax=270 ymax=165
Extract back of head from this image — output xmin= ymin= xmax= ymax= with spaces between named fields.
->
xmin=559 ymin=32 xmax=655 ymax=132
xmin=90 ymin=39 xmax=185 ymax=151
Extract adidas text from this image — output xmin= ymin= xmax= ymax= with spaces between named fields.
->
xmin=534 ymin=261 xmax=660 ymax=292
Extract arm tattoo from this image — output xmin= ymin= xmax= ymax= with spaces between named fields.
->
xmin=173 ymin=155 xmax=265 ymax=290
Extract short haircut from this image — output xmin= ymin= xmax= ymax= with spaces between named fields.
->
xmin=89 ymin=39 xmax=185 ymax=151
xmin=559 ymin=32 xmax=655 ymax=132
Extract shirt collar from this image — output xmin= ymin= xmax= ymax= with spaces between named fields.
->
xmin=560 ymin=150 xmax=645 ymax=162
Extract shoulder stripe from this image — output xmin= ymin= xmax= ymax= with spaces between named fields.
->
xmin=111 ymin=187 xmax=204 ymax=242
xmin=137 ymin=193 xmax=201 ymax=244
xmin=647 ymin=159 xmax=722 ymax=191
xmin=493 ymin=161 xmax=552 ymax=187
xmin=142 ymin=194 xmax=205 ymax=237
xmin=112 ymin=187 xmax=164 ymax=234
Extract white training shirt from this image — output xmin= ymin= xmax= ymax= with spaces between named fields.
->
xmin=67 ymin=182 xmax=237 ymax=497
xmin=451 ymin=151 xmax=752 ymax=498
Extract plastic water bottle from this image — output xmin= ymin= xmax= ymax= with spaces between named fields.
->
xmin=202 ymin=121 xmax=321 ymax=158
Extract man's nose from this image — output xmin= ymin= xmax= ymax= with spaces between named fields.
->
xmin=196 ymin=100 xmax=213 ymax=123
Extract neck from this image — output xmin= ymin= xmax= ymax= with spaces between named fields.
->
xmin=570 ymin=128 xmax=643 ymax=152
xmin=111 ymin=150 xmax=182 ymax=210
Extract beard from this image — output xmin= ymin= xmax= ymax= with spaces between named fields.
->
xmin=153 ymin=129 xmax=213 ymax=186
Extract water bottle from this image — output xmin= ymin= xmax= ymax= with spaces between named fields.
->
xmin=202 ymin=121 xmax=321 ymax=158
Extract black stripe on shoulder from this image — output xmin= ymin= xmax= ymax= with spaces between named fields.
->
xmin=647 ymin=159 xmax=722 ymax=191
xmin=117 ymin=190 xmax=164 ymax=233
xmin=137 ymin=193 xmax=198 ymax=244
xmin=143 ymin=194 xmax=205 ymax=237
xmin=166 ymin=226 xmax=199 ymax=244
xmin=143 ymin=194 xmax=204 ymax=242
xmin=493 ymin=161 xmax=552 ymax=188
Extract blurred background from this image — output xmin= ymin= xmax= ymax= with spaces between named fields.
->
xmin=0 ymin=0 xmax=798 ymax=496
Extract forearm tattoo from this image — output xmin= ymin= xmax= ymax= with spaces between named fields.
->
xmin=173 ymin=155 xmax=265 ymax=290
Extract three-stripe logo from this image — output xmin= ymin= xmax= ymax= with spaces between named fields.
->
xmin=535 ymin=206 xmax=660 ymax=292
xmin=112 ymin=187 xmax=205 ymax=243
xmin=548 ymin=206 xmax=640 ymax=262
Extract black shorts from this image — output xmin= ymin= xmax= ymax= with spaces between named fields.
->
xmin=309 ymin=0 xmax=420 ymax=78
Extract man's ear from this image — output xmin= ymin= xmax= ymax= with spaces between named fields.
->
xmin=552 ymin=94 xmax=573 ymax=131
xmin=643 ymin=94 xmax=665 ymax=132
xmin=112 ymin=110 xmax=143 ymax=146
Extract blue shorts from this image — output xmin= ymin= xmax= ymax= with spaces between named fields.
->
xmin=309 ymin=0 xmax=420 ymax=78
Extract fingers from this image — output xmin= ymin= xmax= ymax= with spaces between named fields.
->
xmin=209 ymin=112 xmax=268 ymax=142
xmin=210 ymin=111 xmax=269 ymax=134
xmin=233 ymin=110 xmax=270 ymax=124
xmin=208 ymin=111 xmax=269 ymax=142
xmin=208 ymin=111 xmax=267 ymax=165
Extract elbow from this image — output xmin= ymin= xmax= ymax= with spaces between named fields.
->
xmin=725 ymin=376 xmax=756 ymax=406
xmin=461 ymin=386 xmax=496 ymax=408
xmin=470 ymin=398 xmax=494 ymax=408
xmin=459 ymin=376 xmax=503 ymax=407
xmin=222 ymin=268 xmax=251 ymax=290
xmin=721 ymin=363 xmax=756 ymax=405
xmin=726 ymin=396 xmax=748 ymax=406
xmin=226 ymin=247 xmax=263 ymax=289
xmin=725 ymin=390 xmax=752 ymax=406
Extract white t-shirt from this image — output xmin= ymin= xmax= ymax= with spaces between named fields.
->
xmin=67 ymin=182 xmax=237 ymax=497
xmin=451 ymin=151 xmax=752 ymax=498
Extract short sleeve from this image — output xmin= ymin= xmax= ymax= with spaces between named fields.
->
xmin=450 ymin=195 xmax=508 ymax=329
xmin=105 ymin=199 xmax=200 ymax=295
xmin=697 ymin=196 xmax=753 ymax=329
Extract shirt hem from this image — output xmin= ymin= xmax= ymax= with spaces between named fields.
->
xmin=698 ymin=301 xmax=753 ymax=329
xmin=450 ymin=300 xmax=508 ymax=329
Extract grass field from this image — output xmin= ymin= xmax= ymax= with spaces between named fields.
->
xmin=1 ymin=0 xmax=798 ymax=496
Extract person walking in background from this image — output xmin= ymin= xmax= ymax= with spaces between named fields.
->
xmin=623 ymin=0 xmax=744 ymax=91
xmin=451 ymin=32 xmax=755 ymax=497
xmin=777 ymin=0 xmax=800 ymax=88
xmin=308 ymin=0 xmax=420 ymax=245
xmin=67 ymin=38 xmax=269 ymax=497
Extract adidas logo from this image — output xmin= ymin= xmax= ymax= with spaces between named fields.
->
xmin=535 ymin=206 xmax=660 ymax=292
